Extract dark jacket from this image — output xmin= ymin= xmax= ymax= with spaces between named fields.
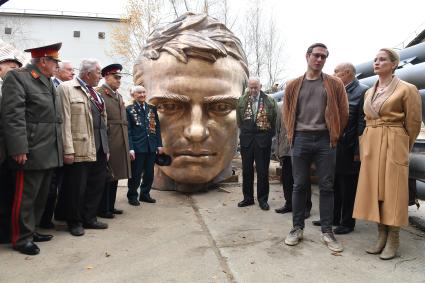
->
xmin=0 ymin=79 xmax=5 ymax=164
xmin=283 ymin=73 xmax=349 ymax=147
xmin=236 ymin=91 xmax=277 ymax=148
xmin=336 ymin=79 xmax=368 ymax=174
xmin=126 ymin=102 xmax=162 ymax=153
xmin=1 ymin=64 xmax=63 ymax=170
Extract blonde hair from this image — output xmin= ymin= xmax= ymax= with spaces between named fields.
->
xmin=380 ymin=48 xmax=400 ymax=73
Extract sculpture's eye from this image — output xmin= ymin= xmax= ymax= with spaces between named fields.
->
xmin=156 ymin=102 xmax=185 ymax=115
xmin=207 ymin=102 xmax=234 ymax=116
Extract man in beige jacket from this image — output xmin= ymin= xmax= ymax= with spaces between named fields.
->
xmin=56 ymin=59 xmax=109 ymax=236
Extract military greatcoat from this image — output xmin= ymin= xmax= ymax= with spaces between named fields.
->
xmin=97 ymin=84 xmax=131 ymax=179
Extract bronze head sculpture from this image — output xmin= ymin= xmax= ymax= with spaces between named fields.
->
xmin=133 ymin=12 xmax=249 ymax=192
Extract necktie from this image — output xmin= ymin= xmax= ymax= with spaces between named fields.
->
xmin=87 ymin=85 xmax=104 ymax=112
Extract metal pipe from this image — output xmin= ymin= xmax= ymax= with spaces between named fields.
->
xmin=356 ymin=42 xmax=425 ymax=79
xmin=359 ymin=62 xmax=425 ymax=89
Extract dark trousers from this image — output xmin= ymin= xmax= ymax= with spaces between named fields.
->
xmin=0 ymin=162 xmax=14 ymax=243
xmin=10 ymin=169 xmax=53 ymax=247
xmin=280 ymin=156 xmax=312 ymax=210
xmin=59 ymin=151 xmax=107 ymax=225
xmin=127 ymin=152 xmax=156 ymax=201
xmin=40 ymin=167 xmax=63 ymax=226
xmin=99 ymin=180 xmax=119 ymax=214
xmin=240 ymin=141 xmax=271 ymax=204
xmin=292 ymin=132 xmax=336 ymax=233
xmin=333 ymin=173 xmax=358 ymax=228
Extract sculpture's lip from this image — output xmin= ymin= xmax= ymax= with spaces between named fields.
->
xmin=174 ymin=150 xmax=217 ymax=157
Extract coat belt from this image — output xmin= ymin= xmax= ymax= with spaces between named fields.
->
xmin=366 ymin=120 xmax=403 ymax=128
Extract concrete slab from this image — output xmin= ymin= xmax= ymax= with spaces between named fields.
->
xmin=1 ymin=181 xmax=424 ymax=283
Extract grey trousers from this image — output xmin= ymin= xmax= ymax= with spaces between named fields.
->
xmin=291 ymin=131 xmax=336 ymax=232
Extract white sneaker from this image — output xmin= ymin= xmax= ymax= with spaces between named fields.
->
xmin=321 ymin=232 xmax=343 ymax=252
xmin=284 ymin=228 xmax=303 ymax=246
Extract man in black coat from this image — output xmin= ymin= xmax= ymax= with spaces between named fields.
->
xmin=332 ymin=62 xmax=368 ymax=234
xmin=1 ymin=43 xmax=63 ymax=255
xmin=236 ymin=77 xmax=277 ymax=211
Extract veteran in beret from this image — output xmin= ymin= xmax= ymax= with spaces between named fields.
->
xmin=96 ymin=63 xmax=130 ymax=218
xmin=1 ymin=43 xmax=63 ymax=255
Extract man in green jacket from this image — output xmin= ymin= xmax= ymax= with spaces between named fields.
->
xmin=1 ymin=43 xmax=63 ymax=255
xmin=236 ymin=77 xmax=277 ymax=211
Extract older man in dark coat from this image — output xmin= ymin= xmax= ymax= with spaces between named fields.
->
xmin=96 ymin=63 xmax=131 ymax=217
xmin=332 ymin=62 xmax=368 ymax=234
xmin=1 ymin=43 xmax=63 ymax=255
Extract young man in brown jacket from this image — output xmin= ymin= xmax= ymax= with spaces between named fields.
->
xmin=282 ymin=43 xmax=348 ymax=252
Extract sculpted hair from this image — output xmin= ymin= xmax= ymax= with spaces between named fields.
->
xmin=79 ymin=59 xmax=100 ymax=78
xmin=134 ymin=12 xmax=249 ymax=84
xmin=307 ymin=43 xmax=329 ymax=57
xmin=380 ymin=48 xmax=400 ymax=73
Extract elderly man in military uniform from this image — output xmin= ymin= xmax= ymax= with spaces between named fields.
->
xmin=1 ymin=43 xmax=63 ymax=255
xmin=96 ymin=63 xmax=130 ymax=217
xmin=236 ymin=77 xmax=278 ymax=211
xmin=57 ymin=59 xmax=109 ymax=236
xmin=126 ymin=85 xmax=163 ymax=206
xmin=0 ymin=52 xmax=23 ymax=244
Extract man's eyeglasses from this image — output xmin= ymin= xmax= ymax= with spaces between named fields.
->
xmin=310 ymin=53 xmax=328 ymax=60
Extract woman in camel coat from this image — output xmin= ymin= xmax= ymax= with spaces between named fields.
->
xmin=353 ymin=48 xmax=422 ymax=260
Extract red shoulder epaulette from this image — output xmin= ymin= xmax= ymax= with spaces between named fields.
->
xmin=30 ymin=70 xmax=40 ymax=79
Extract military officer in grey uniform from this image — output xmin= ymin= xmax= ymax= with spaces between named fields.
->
xmin=1 ymin=43 xmax=63 ymax=255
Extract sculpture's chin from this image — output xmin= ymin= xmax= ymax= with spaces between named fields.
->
xmin=153 ymin=164 xmax=233 ymax=193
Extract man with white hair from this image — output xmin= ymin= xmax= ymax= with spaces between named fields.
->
xmin=236 ymin=77 xmax=278 ymax=211
xmin=52 ymin=61 xmax=74 ymax=87
xmin=56 ymin=59 xmax=109 ymax=236
xmin=126 ymin=85 xmax=163 ymax=206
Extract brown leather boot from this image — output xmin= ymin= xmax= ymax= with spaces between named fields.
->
xmin=366 ymin=224 xmax=388 ymax=254
xmin=380 ymin=226 xmax=400 ymax=260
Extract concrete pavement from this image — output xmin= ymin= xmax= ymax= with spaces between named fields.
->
xmin=1 ymin=171 xmax=425 ymax=283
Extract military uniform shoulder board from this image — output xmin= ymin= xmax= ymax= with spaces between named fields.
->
xmin=30 ymin=70 xmax=40 ymax=79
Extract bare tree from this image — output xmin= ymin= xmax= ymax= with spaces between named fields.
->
xmin=243 ymin=0 xmax=264 ymax=77
xmin=109 ymin=0 xmax=162 ymax=67
xmin=169 ymin=0 xmax=180 ymax=17
xmin=264 ymin=18 xmax=285 ymax=89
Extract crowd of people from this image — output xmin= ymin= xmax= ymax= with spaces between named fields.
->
xmin=237 ymin=43 xmax=421 ymax=260
xmin=0 ymin=40 xmax=422 ymax=262
xmin=0 ymin=43 xmax=165 ymax=255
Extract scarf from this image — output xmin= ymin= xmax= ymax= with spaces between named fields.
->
xmin=364 ymin=76 xmax=400 ymax=119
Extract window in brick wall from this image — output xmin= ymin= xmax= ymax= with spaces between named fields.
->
xmin=98 ymin=32 xmax=105 ymax=39
xmin=5 ymin=27 xmax=12 ymax=35
xmin=73 ymin=31 xmax=80 ymax=38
